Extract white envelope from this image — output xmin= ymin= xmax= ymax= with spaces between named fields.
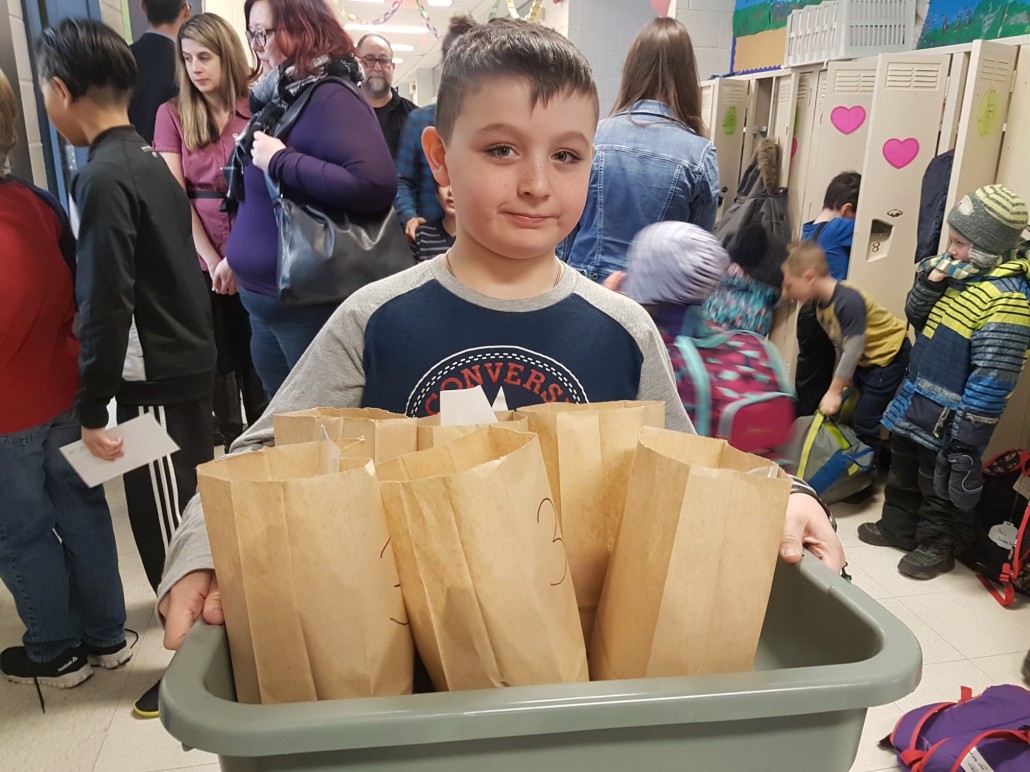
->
xmin=60 ymin=413 xmax=180 ymax=488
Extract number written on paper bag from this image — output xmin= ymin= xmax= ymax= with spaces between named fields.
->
xmin=380 ymin=537 xmax=411 ymax=627
xmin=537 ymin=498 xmax=569 ymax=586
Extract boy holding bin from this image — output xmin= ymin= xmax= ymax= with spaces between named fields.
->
xmin=861 ymin=185 xmax=1030 ymax=580
xmin=157 ymin=19 xmax=845 ymax=648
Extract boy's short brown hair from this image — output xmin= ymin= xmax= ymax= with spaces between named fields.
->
xmin=0 ymin=69 xmax=16 ymax=168
xmin=435 ymin=18 xmax=599 ymax=142
xmin=785 ymin=240 xmax=830 ymax=277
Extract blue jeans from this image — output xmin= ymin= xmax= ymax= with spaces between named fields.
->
xmin=0 ymin=409 xmax=126 ymax=661
xmin=853 ymin=338 xmax=912 ymax=451
xmin=238 ymin=287 xmax=338 ymax=398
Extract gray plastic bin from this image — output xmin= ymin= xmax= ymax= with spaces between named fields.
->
xmin=160 ymin=558 xmax=921 ymax=771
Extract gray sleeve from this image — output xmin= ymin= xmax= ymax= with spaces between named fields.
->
xmin=835 ymin=333 xmax=866 ymax=381
xmin=157 ymin=264 xmax=435 ymax=610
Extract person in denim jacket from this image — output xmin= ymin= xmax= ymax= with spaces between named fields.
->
xmin=560 ymin=17 xmax=718 ymax=283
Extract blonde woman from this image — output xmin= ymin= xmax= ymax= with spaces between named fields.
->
xmin=154 ymin=13 xmax=267 ymax=452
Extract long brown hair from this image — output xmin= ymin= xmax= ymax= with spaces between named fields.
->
xmin=174 ymin=14 xmax=251 ymax=151
xmin=612 ymin=17 xmax=705 ymax=137
xmin=0 ymin=69 xmax=16 ymax=168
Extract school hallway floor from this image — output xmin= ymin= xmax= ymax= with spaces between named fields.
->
xmin=2 ymin=480 xmax=1028 ymax=772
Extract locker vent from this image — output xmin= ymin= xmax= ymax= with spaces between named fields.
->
xmin=798 ymin=81 xmax=810 ymax=101
xmin=834 ymin=70 xmax=875 ymax=93
xmin=885 ymin=62 xmax=942 ymax=90
xmin=777 ymin=83 xmax=792 ymax=103
xmin=981 ymin=57 xmax=1011 ymax=83
xmin=702 ymin=89 xmax=712 ymax=116
xmin=726 ymin=82 xmax=748 ymax=103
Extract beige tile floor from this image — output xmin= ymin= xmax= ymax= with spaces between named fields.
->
xmin=1 ymin=482 xmax=1027 ymax=771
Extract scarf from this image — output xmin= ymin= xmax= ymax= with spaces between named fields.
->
xmin=918 ymin=246 xmax=1004 ymax=281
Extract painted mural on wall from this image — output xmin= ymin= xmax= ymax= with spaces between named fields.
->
xmin=917 ymin=0 xmax=1030 ymax=48
xmin=733 ymin=0 xmax=1029 ymax=55
xmin=732 ymin=0 xmax=821 ymax=38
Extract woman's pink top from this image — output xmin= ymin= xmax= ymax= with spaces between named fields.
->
xmin=153 ymin=96 xmax=251 ymax=268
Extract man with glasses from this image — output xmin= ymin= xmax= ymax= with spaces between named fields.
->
xmin=355 ymin=34 xmax=415 ymax=158
xmin=128 ymin=0 xmax=191 ymax=144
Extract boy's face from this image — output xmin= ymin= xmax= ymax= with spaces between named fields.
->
xmin=436 ymin=184 xmax=456 ymax=218
xmin=40 ymin=77 xmax=88 ymax=147
xmin=423 ymin=76 xmax=595 ymax=264
xmin=782 ymin=270 xmax=816 ymax=303
xmin=946 ymin=227 xmax=972 ymax=262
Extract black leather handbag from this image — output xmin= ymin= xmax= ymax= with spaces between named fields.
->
xmin=266 ymin=76 xmax=411 ymax=306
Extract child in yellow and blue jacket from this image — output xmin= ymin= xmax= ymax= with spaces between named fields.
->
xmin=861 ymin=185 xmax=1030 ymax=580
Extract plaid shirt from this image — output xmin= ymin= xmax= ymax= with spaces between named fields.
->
xmin=393 ymin=104 xmax=444 ymax=226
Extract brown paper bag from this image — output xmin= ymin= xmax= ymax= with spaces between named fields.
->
xmin=198 ymin=438 xmax=414 ymax=704
xmin=517 ymin=400 xmax=665 ymax=643
xmin=273 ymin=407 xmax=417 ymax=464
xmin=378 ymin=425 xmax=588 ymax=691
xmin=590 ymin=426 xmax=791 ymax=681
xmin=416 ymin=410 xmax=529 ymax=450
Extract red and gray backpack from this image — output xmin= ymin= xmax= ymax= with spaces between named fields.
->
xmin=886 ymin=685 xmax=1030 ymax=771
xmin=959 ymin=449 xmax=1030 ymax=607
xmin=673 ymin=329 xmax=795 ymax=458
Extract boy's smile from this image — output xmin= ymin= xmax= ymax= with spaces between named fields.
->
xmin=426 ymin=77 xmax=596 ymax=269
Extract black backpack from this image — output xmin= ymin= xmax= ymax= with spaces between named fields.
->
xmin=959 ymin=449 xmax=1030 ymax=607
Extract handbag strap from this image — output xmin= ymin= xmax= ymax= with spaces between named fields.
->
xmin=264 ymin=75 xmax=360 ymax=200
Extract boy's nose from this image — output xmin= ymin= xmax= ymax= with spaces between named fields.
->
xmin=518 ymin=164 xmax=549 ymax=198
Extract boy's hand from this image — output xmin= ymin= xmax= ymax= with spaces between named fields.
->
xmin=405 ymin=217 xmax=426 ymax=243
xmin=780 ymin=493 xmax=846 ymax=573
xmin=82 ymin=426 xmax=124 ymax=460
xmin=819 ymin=391 xmax=842 ymax=417
xmin=251 ymin=131 xmax=286 ymax=172
xmin=159 ymin=569 xmax=223 ymax=650
xmin=928 ymin=268 xmax=948 ymax=283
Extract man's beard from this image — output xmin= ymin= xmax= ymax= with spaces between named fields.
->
xmin=365 ymin=75 xmax=391 ymax=100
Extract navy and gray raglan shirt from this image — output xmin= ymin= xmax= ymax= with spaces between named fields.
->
xmin=159 ymin=257 xmax=827 ymax=600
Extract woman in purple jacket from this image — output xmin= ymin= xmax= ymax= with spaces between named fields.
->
xmin=231 ymin=0 xmax=397 ymax=397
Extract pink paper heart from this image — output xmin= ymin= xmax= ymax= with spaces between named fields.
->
xmin=882 ymin=137 xmax=919 ymax=169
xmin=830 ymin=105 xmax=866 ymax=135
xmin=650 ymin=0 xmax=672 ymax=15
xmin=791 ymin=138 xmax=798 ymax=158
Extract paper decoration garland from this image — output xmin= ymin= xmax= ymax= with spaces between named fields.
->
xmin=503 ymin=0 xmax=545 ymax=22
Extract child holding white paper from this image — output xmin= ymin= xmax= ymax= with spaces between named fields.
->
xmin=156 ymin=20 xmax=846 ymax=649
xmin=0 ymin=69 xmax=129 ymax=690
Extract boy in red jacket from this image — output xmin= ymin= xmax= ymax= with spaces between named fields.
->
xmin=0 ymin=70 xmax=130 ymax=690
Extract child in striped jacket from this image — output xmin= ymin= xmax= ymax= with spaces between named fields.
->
xmin=860 ymin=185 xmax=1030 ymax=580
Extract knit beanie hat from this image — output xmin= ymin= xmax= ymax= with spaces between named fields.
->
xmin=622 ymin=221 xmax=730 ymax=306
xmin=947 ymin=185 xmax=1028 ymax=257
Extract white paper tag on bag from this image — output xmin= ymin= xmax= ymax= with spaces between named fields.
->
xmin=60 ymin=413 xmax=179 ymax=488
xmin=959 ymin=746 xmax=996 ymax=772
xmin=1013 ymin=474 xmax=1030 ymax=500
xmin=439 ymin=386 xmax=498 ymax=427
xmin=491 ymin=387 xmax=509 ymax=412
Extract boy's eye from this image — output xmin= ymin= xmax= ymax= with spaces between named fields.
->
xmin=553 ymin=150 xmax=582 ymax=164
xmin=486 ymin=144 xmax=515 ymax=159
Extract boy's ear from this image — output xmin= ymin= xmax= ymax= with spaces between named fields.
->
xmin=421 ymin=126 xmax=450 ymax=187
xmin=48 ymin=77 xmax=74 ymax=106
xmin=840 ymin=202 xmax=855 ymax=219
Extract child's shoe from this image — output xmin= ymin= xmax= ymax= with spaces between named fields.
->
xmin=0 ymin=645 xmax=93 ymax=688
xmin=85 ymin=640 xmax=133 ymax=670
xmin=898 ymin=536 xmax=955 ymax=580
xmin=857 ymin=522 xmax=892 ymax=547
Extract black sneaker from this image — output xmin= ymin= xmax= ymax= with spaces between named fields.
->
xmin=85 ymin=640 xmax=133 ymax=670
xmin=857 ymin=522 xmax=892 ymax=547
xmin=0 ymin=645 xmax=93 ymax=688
xmin=133 ymin=678 xmax=161 ymax=719
xmin=898 ymin=536 xmax=956 ymax=580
